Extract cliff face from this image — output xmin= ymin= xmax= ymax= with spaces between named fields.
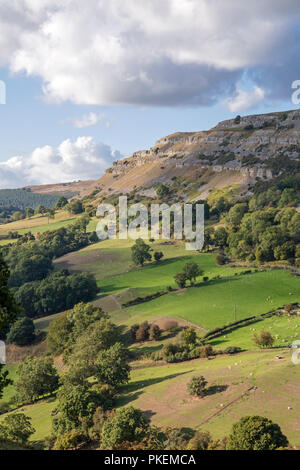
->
xmin=85 ymin=109 xmax=300 ymax=200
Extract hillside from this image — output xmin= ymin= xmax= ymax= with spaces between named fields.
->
xmin=79 ymin=109 xmax=300 ymax=203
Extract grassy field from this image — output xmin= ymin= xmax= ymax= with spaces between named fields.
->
xmin=118 ymin=349 xmax=300 ymax=447
xmin=119 ymin=270 xmax=300 ymax=330
xmin=0 ymin=211 xmax=79 ymax=236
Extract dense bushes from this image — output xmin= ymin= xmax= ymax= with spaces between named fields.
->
xmin=15 ymin=270 xmax=98 ymax=318
xmin=130 ymin=321 xmax=161 ymax=342
xmin=7 ymin=317 xmax=35 ymax=346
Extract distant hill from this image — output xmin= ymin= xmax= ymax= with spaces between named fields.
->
xmin=0 ymin=188 xmax=62 ymax=210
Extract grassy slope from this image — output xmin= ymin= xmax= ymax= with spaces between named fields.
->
xmin=118 ymin=349 xmax=300 ymax=447
xmin=121 ymin=270 xmax=300 ymax=330
xmin=0 ymin=210 xmax=78 ymax=236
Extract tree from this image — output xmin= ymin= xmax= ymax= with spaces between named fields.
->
xmin=214 ymin=227 xmax=228 ymax=248
xmin=149 ymin=324 xmax=161 ymax=341
xmin=154 ymin=251 xmax=164 ymax=262
xmin=131 ymin=238 xmax=152 ymax=266
xmin=25 ymin=208 xmax=34 ymax=219
xmin=182 ymin=262 xmax=203 ymax=286
xmin=15 ymin=356 xmax=59 ymax=402
xmin=53 ymin=383 xmax=102 ymax=434
xmin=0 ymin=253 xmax=19 ymax=335
xmin=0 ymin=253 xmax=19 ymax=400
xmin=78 ymin=215 xmax=90 ymax=233
xmin=182 ymin=327 xmax=197 ymax=346
xmin=186 ymin=431 xmax=214 ymax=450
xmin=7 ymin=317 xmax=35 ymax=346
xmin=0 ymin=413 xmax=35 ymax=444
xmin=187 ymin=375 xmax=207 ymax=398
xmin=226 ymin=416 xmax=289 ymax=450
xmin=47 ymin=313 xmax=72 ymax=355
xmin=68 ymin=200 xmax=83 ymax=214
xmin=55 ymin=196 xmax=68 ymax=209
xmin=101 ymin=407 xmax=150 ymax=449
xmin=67 ymin=302 xmax=104 ymax=343
xmin=174 ymin=272 xmax=187 ymax=288
xmin=135 ymin=322 xmax=150 ymax=342
xmin=253 ymin=330 xmax=275 ymax=349
xmin=95 ymin=342 xmax=130 ymax=388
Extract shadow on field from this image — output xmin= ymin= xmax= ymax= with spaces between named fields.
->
xmin=118 ymin=371 xmax=193 ymax=406
xmin=204 ymin=384 xmax=228 ymax=397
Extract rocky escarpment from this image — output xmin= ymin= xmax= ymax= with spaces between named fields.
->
xmin=107 ymin=109 xmax=300 ymax=182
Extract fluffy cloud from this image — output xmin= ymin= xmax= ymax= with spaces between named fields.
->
xmin=65 ymin=112 xmax=113 ymax=129
xmin=0 ymin=136 xmax=122 ymax=189
xmin=0 ymin=0 xmax=299 ymax=108
xmin=224 ymin=86 xmax=265 ymax=112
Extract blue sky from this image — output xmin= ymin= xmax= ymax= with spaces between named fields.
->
xmin=0 ymin=1 xmax=299 ymax=188
xmin=0 ymin=67 xmax=297 ymax=160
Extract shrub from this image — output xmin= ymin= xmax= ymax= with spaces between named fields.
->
xmin=187 ymin=375 xmax=207 ymax=398
xmin=224 ymin=346 xmax=242 ymax=355
xmin=200 ymin=344 xmax=213 ymax=358
xmin=53 ymin=430 xmax=84 ymax=450
xmin=253 ymin=330 xmax=275 ymax=348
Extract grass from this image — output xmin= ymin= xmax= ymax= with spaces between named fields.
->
xmin=0 ymin=397 xmax=57 ymax=443
xmin=118 ymin=349 xmax=300 ymax=447
xmin=99 ymin=252 xmax=247 ymax=296
xmin=120 ymin=270 xmax=300 ymax=330
xmin=0 ymin=210 xmax=78 ymax=236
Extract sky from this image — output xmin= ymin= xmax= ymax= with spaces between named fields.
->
xmin=0 ymin=0 xmax=300 ymax=188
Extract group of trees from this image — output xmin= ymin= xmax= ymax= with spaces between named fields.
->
xmin=16 ymin=270 xmax=98 ymax=318
xmin=131 ymin=238 xmax=164 ymax=266
xmin=174 ymin=262 xmax=203 ymax=288
xmin=130 ymin=321 xmax=161 ymax=342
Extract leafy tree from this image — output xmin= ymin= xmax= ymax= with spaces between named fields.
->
xmin=0 ymin=413 xmax=35 ymax=444
xmin=25 ymin=208 xmax=34 ymax=219
xmin=95 ymin=342 xmax=130 ymax=388
xmin=174 ymin=272 xmax=187 ymax=288
xmin=253 ymin=330 xmax=275 ymax=349
xmin=187 ymin=375 xmax=207 ymax=398
xmin=67 ymin=302 xmax=104 ymax=343
xmin=15 ymin=356 xmax=59 ymax=402
xmin=7 ymin=317 xmax=35 ymax=346
xmin=149 ymin=324 xmax=161 ymax=341
xmin=154 ymin=251 xmax=164 ymax=262
xmin=131 ymin=238 xmax=152 ymax=266
xmin=68 ymin=318 xmax=120 ymax=369
xmin=47 ymin=208 xmax=56 ymax=224
xmin=226 ymin=416 xmax=289 ymax=450
xmin=101 ymin=407 xmax=150 ymax=449
xmin=186 ymin=431 xmax=214 ymax=450
xmin=16 ymin=271 xmax=98 ymax=318
xmin=0 ymin=253 xmax=20 ymax=336
xmin=182 ymin=327 xmax=197 ymax=346
xmin=47 ymin=313 xmax=72 ymax=355
xmin=53 ymin=382 xmax=102 ymax=434
xmin=135 ymin=322 xmax=150 ymax=342
xmin=214 ymin=227 xmax=228 ymax=248
xmin=55 ymin=196 xmax=68 ymax=209
xmin=68 ymin=200 xmax=83 ymax=214
xmin=182 ymin=262 xmax=203 ymax=286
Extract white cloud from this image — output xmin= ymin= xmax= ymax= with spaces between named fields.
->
xmin=65 ymin=112 xmax=113 ymax=129
xmin=0 ymin=136 xmax=122 ymax=189
xmin=0 ymin=0 xmax=299 ymax=106
xmin=224 ymin=86 xmax=265 ymax=113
